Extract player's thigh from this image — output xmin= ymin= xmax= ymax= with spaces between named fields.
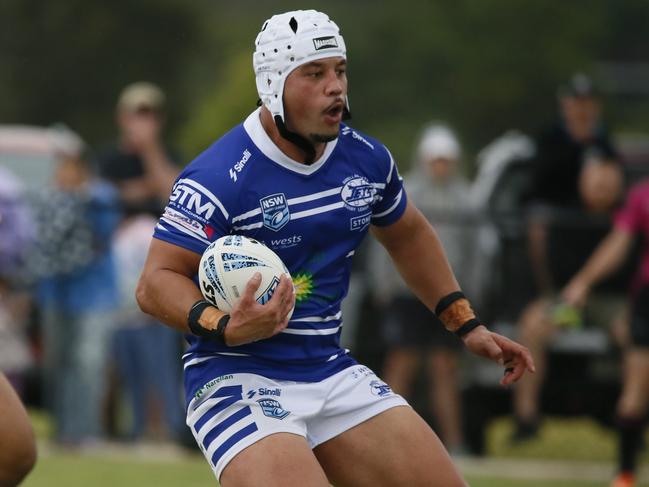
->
xmin=221 ymin=432 xmax=329 ymax=487
xmin=313 ymin=405 xmax=467 ymax=487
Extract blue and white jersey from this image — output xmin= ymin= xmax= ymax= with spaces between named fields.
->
xmin=154 ymin=109 xmax=406 ymax=390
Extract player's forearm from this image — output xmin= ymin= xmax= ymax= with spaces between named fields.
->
xmin=573 ymin=229 xmax=632 ymax=289
xmin=136 ymin=268 xmax=209 ymax=332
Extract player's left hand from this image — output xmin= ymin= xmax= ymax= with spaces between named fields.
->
xmin=461 ymin=325 xmax=535 ymax=386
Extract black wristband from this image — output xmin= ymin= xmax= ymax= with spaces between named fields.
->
xmin=435 ymin=291 xmax=466 ymax=316
xmin=454 ymin=318 xmax=484 ymax=338
xmin=187 ymin=300 xmax=229 ymax=345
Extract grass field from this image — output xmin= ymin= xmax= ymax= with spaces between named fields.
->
xmin=21 ymin=411 xmax=649 ymax=487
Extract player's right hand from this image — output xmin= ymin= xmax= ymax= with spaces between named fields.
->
xmin=224 ymin=272 xmax=295 ymax=346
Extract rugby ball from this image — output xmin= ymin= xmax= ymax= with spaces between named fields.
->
xmin=198 ymin=235 xmax=293 ymax=318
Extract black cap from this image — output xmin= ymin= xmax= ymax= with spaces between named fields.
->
xmin=558 ymin=73 xmax=598 ymax=98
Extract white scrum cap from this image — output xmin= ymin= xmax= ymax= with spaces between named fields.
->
xmin=253 ymin=10 xmax=348 ymax=123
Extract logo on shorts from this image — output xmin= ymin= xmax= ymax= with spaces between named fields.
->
xmin=370 ymin=380 xmax=392 ymax=397
xmin=257 ymin=399 xmax=290 ymax=419
xmin=260 ymin=193 xmax=290 ymax=231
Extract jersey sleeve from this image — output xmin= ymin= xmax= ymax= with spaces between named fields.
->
xmin=614 ymin=183 xmax=647 ymax=235
xmin=370 ymin=147 xmax=408 ymax=226
xmin=153 ymin=165 xmax=231 ymax=255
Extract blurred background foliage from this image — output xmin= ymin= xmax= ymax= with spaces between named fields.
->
xmin=1 ymin=0 xmax=649 ymax=168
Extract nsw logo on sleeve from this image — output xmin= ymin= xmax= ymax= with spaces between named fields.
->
xmin=260 ymin=193 xmax=290 ymax=231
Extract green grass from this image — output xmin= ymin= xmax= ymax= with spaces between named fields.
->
xmin=487 ymin=416 xmax=619 ymax=461
xmin=23 ymin=453 xmax=212 ymax=487
xmin=21 ymin=411 xmax=649 ymax=487
xmin=22 ymin=454 xmax=613 ymax=487
xmin=468 ymin=479 xmax=607 ymax=487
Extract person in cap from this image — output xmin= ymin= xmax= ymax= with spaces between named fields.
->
xmin=32 ymin=127 xmax=121 ymax=446
xmin=96 ymin=81 xmax=180 ymax=216
xmin=370 ymin=124 xmax=475 ymax=455
xmin=97 ymin=82 xmax=187 ymax=443
xmin=512 ymin=74 xmax=625 ymax=442
xmin=136 ymin=10 xmax=534 ymax=486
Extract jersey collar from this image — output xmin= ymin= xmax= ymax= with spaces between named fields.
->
xmin=243 ymin=108 xmax=338 ymax=175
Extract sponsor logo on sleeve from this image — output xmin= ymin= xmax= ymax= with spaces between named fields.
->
xmin=169 ymin=180 xmax=217 ymax=220
xmin=162 ymin=207 xmax=214 ymax=240
xmin=260 ymin=193 xmax=290 ymax=231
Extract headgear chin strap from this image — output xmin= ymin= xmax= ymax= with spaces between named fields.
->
xmin=274 ymin=115 xmax=316 ymax=164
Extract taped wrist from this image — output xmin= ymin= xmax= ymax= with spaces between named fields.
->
xmin=435 ymin=291 xmax=484 ymax=337
xmin=187 ymin=300 xmax=230 ymax=345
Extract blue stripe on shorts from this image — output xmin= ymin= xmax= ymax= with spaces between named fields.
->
xmin=202 ymin=406 xmax=252 ymax=450
xmin=212 ymin=422 xmax=259 ymax=466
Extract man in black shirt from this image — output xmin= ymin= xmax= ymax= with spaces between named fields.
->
xmin=96 ymin=81 xmax=180 ymax=216
xmin=512 ymin=75 xmax=625 ymax=442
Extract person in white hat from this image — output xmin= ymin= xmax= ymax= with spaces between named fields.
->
xmin=136 ymin=10 xmax=534 ymax=486
xmin=372 ymin=124 xmax=475 ymax=456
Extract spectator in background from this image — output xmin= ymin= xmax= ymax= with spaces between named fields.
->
xmin=512 ymin=73 xmax=626 ymax=441
xmin=112 ymin=214 xmax=185 ymax=444
xmin=370 ymin=124 xmax=475 ymax=454
xmin=0 ymin=372 xmax=36 ymax=486
xmin=562 ymin=178 xmax=649 ymax=487
xmin=97 ymin=82 xmax=185 ymax=444
xmin=96 ymin=81 xmax=179 ymax=216
xmin=0 ymin=167 xmax=35 ymax=395
xmin=31 ymin=127 xmax=120 ymax=447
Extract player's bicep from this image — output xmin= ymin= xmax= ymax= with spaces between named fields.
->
xmin=371 ymin=200 xmax=426 ymax=252
xmin=141 ymin=237 xmax=202 ymax=280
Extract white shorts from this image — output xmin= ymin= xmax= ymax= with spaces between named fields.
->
xmin=185 ymin=364 xmax=408 ymax=480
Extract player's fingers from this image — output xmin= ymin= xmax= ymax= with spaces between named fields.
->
xmin=242 ymin=272 xmax=263 ymax=303
xmin=520 ymin=345 xmax=536 ymax=373
xmin=482 ymin=337 xmax=504 ymax=365
xmin=270 ymin=275 xmax=291 ymax=305
xmin=273 ymin=315 xmax=289 ymax=334
xmin=500 ymin=358 xmax=526 ymax=386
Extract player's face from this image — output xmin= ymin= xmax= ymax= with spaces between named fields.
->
xmin=283 ymin=57 xmax=347 ymax=143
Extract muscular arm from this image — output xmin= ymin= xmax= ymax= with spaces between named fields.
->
xmin=136 ymin=238 xmax=209 ymax=332
xmin=136 ymin=238 xmax=294 ymax=345
xmin=0 ymin=373 xmax=36 ymax=487
xmin=372 ymin=200 xmax=535 ymax=384
xmin=370 ymin=201 xmax=460 ymax=310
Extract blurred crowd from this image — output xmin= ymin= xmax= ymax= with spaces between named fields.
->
xmin=1 ymin=74 xmax=648 ymax=482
